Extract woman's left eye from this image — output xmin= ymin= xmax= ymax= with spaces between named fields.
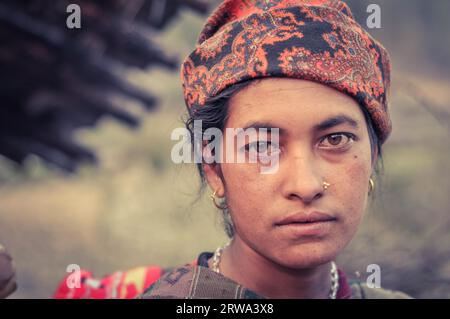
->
xmin=318 ymin=133 xmax=356 ymax=148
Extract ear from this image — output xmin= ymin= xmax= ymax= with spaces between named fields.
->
xmin=202 ymin=142 xmax=225 ymax=197
xmin=203 ymin=162 xmax=225 ymax=198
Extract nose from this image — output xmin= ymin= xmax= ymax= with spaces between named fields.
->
xmin=279 ymin=151 xmax=324 ymax=204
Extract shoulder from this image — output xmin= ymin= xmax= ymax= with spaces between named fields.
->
xmin=350 ymin=281 xmax=413 ymax=299
xmin=138 ymin=265 xmax=196 ymax=299
xmin=138 ymin=264 xmax=263 ymax=299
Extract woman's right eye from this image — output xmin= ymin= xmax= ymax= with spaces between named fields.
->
xmin=245 ymin=141 xmax=279 ymax=154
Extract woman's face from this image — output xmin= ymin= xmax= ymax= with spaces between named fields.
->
xmin=205 ymin=78 xmax=375 ymax=269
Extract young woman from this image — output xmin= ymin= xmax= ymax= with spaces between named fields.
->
xmin=138 ymin=0 xmax=411 ymax=299
xmin=54 ymin=0 xmax=411 ymax=299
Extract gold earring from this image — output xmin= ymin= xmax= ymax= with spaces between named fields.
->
xmin=210 ymin=190 xmax=228 ymax=210
xmin=368 ymin=177 xmax=375 ymax=194
xmin=322 ymin=181 xmax=331 ymax=190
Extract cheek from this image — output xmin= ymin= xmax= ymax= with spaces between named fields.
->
xmin=221 ymin=163 xmax=264 ymax=204
xmin=335 ymin=154 xmax=372 ymax=229
xmin=221 ymin=163 xmax=274 ymax=225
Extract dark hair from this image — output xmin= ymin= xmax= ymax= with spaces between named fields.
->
xmin=185 ymin=79 xmax=384 ymax=237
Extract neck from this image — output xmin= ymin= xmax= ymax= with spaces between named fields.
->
xmin=216 ymin=237 xmax=333 ymax=299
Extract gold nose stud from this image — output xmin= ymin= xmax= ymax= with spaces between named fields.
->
xmin=322 ymin=181 xmax=331 ymax=190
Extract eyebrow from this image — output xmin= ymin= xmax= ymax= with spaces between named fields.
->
xmin=239 ymin=115 xmax=358 ymax=136
xmin=241 ymin=122 xmax=285 ymax=135
xmin=313 ymin=115 xmax=359 ymax=132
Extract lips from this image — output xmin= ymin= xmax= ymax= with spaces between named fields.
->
xmin=275 ymin=211 xmax=337 ymax=226
xmin=274 ymin=211 xmax=337 ymax=238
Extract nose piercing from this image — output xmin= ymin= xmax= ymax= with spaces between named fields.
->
xmin=322 ymin=181 xmax=331 ymax=190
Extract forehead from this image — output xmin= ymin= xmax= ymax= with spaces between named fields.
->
xmin=226 ymin=78 xmax=365 ymax=131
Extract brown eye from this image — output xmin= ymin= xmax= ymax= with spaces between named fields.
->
xmin=244 ymin=141 xmax=280 ymax=155
xmin=328 ymin=134 xmax=343 ymax=145
xmin=319 ymin=133 xmax=355 ymax=148
xmin=247 ymin=141 xmax=269 ymax=153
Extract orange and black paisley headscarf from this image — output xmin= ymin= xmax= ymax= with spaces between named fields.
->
xmin=181 ymin=0 xmax=392 ymax=143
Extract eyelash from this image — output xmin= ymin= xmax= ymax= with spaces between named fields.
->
xmin=244 ymin=141 xmax=280 ymax=154
xmin=242 ymin=132 xmax=357 ymax=155
xmin=318 ymin=132 xmax=357 ymax=149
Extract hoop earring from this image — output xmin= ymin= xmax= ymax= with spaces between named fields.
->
xmin=210 ymin=190 xmax=228 ymax=210
xmin=368 ymin=177 xmax=375 ymax=194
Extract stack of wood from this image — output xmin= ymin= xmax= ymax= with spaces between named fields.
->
xmin=0 ymin=0 xmax=208 ymax=171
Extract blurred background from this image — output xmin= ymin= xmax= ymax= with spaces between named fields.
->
xmin=0 ymin=0 xmax=449 ymax=298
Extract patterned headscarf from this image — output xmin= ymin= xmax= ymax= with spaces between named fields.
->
xmin=181 ymin=0 xmax=392 ymax=144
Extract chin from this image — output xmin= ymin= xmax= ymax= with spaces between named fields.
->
xmin=273 ymin=240 xmax=343 ymax=270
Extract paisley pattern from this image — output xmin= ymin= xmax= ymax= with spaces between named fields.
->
xmin=181 ymin=0 xmax=392 ymax=143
